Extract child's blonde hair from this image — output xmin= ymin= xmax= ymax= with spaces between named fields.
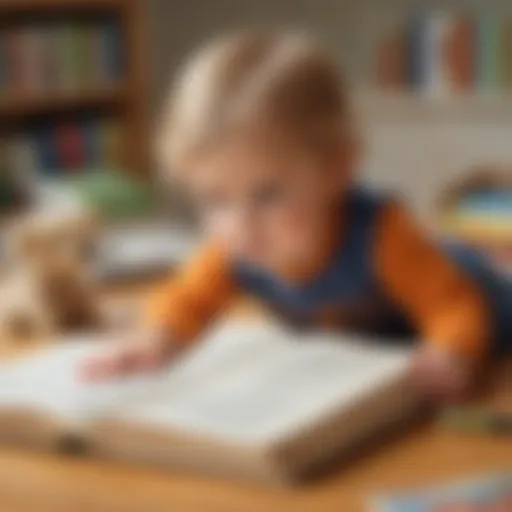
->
xmin=157 ymin=30 xmax=350 ymax=174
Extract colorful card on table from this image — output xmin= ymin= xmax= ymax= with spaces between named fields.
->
xmin=374 ymin=473 xmax=512 ymax=512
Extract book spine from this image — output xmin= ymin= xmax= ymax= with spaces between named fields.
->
xmin=421 ymin=11 xmax=450 ymax=97
xmin=55 ymin=121 xmax=85 ymax=172
xmin=99 ymin=20 xmax=124 ymax=86
xmin=500 ymin=18 xmax=512 ymax=89
xmin=375 ymin=24 xmax=406 ymax=90
xmin=434 ymin=13 xmax=465 ymax=97
xmin=81 ymin=117 xmax=102 ymax=168
xmin=476 ymin=15 xmax=501 ymax=94
xmin=32 ymin=123 xmax=59 ymax=176
xmin=57 ymin=24 xmax=80 ymax=92
xmin=100 ymin=119 xmax=122 ymax=168
xmin=88 ymin=24 xmax=106 ymax=88
xmin=6 ymin=28 xmax=27 ymax=94
xmin=0 ymin=33 xmax=7 ymax=95
xmin=8 ymin=134 xmax=39 ymax=178
xmin=24 ymin=26 xmax=47 ymax=94
xmin=443 ymin=16 xmax=476 ymax=93
xmin=408 ymin=12 xmax=433 ymax=93
xmin=81 ymin=23 xmax=97 ymax=90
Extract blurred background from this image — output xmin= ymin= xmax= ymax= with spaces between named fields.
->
xmin=0 ymin=0 xmax=511 ymax=274
xmin=0 ymin=2 xmax=510 ymax=510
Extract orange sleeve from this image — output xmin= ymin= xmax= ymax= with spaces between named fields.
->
xmin=145 ymin=243 xmax=238 ymax=344
xmin=375 ymin=202 xmax=490 ymax=360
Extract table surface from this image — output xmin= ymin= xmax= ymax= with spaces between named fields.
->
xmin=0 ymin=284 xmax=510 ymax=512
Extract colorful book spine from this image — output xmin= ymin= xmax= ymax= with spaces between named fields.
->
xmin=31 ymin=123 xmax=59 ymax=175
xmin=101 ymin=119 xmax=123 ymax=168
xmin=476 ymin=15 xmax=501 ymax=93
xmin=378 ymin=12 xmax=509 ymax=95
xmin=99 ymin=20 xmax=125 ymax=86
xmin=55 ymin=121 xmax=85 ymax=171
xmin=407 ymin=12 xmax=427 ymax=91
xmin=81 ymin=117 xmax=103 ymax=168
xmin=442 ymin=16 xmax=476 ymax=93
xmin=3 ymin=117 xmax=122 ymax=176
xmin=7 ymin=135 xmax=39 ymax=179
xmin=6 ymin=28 xmax=27 ymax=93
xmin=500 ymin=19 xmax=512 ymax=89
xmin=407 ymin=11 xmax=448 ymax=95
xmin=80 ymin=23 xmax=99 ymax=89
xmin=376 ymin=24 xmax=406 ymax=90
xmin=0 ymin=34 xmax=7 ymax=95
xmin=419 ymin=12 xmax=455 ymax=96
xmin=57 ymin=24 xmax=82 ymax=92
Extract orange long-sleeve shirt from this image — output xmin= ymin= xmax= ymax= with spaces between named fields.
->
xmin=147 ymin=201 xmax=490 ymax=360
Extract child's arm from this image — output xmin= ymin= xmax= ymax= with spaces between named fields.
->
xmin=145 ymin=243 xmax=238 ymax=343
xmin=375 ymin=201 xmax=490 ymax=361
xmin=81 ymin=243 xmax=237 ymax=380
xmin=375 ymin=202 xmax=491 ymax=400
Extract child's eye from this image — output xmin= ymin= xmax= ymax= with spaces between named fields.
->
xmin=253 ymin=184 xmax=284 ymax=206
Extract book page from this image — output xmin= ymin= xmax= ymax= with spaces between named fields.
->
xmin=105 ymin=324 xmax=413 ymax=445
xmin=0 ymin=323 xmax=413 ymax=445
xmin=0 ymin=320 xmax=280 ymax=425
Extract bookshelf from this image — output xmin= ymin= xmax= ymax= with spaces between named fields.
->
xmin=0 ymin=0 xmax=124 ymax=14
xmin=0 ymin=87 xmax=127 ymax=117
xmin=0 ymin=0 xmax=148 ymax=177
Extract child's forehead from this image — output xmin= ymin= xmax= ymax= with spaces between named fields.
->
xmin=190 ymin=136 xmax=317 ymax=179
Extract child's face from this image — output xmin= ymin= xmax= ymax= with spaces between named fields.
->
xmin=187 ymin=138 xmax=350 ymax=271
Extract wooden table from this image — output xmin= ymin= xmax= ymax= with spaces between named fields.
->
xmin=0 ymin=284 xmax=510 ymax=512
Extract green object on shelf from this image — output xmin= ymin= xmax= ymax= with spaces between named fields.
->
xmin=55 ymin=169 xmax=158 ymax=221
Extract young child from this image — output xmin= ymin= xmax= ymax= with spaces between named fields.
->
xmin=83 ymin=31 xmax=511 ymax=400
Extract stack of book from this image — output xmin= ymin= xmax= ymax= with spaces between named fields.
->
xmin=0 ymin=19 xmax=124 ymax=97
xmin=376 ymin=12 xmax=512 ymax=95
xmin=437 ymin=171 xmax=512 ymax=273
xmin=0 ymin=118 xmax=123 ymax=176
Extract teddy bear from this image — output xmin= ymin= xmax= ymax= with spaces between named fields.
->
xmin=0 ymin=208 xmax=103 ymax=343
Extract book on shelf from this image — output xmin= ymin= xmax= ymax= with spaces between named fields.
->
xmin=375 ymin=24 xmax=406 ymax=90
xmin=0 ymin=20 xmax=125 ymax=99
xmin=2 ymin=117 xmax=123 ymax=176
xmin=0 ymin=321 xmax=421 ymax=485
xmin=500 ymin=19 xmax=512 ymax=89
xmin=98 ymin=19 xmax=125 ymax=87
xmin=55 ymin=121 xmax=85 ymax=171
xmin=377 ymin=11 xmax=512 ymax=96
xmin=476 ymin=14 xmax=501 ymax=92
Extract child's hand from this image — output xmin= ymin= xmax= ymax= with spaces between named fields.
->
xmin=79 ymin=327 xmax=183 ymax=382
xmin=411 ymin=345 xmax=475 ymax=403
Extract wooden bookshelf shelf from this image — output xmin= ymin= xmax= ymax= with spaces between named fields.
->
xmin=0 ymin=0 xmax=123 ymax=15
xmin=356 ymin=90 xmax=512 ymax=122
xmin=0 ymin=87 xmax=128 ymax=117
xmin=0 ymin=0 xmax=148 ymax=176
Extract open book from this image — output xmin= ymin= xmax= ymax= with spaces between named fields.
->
xmin=0 ymin=321 xmax=421 ymax=485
